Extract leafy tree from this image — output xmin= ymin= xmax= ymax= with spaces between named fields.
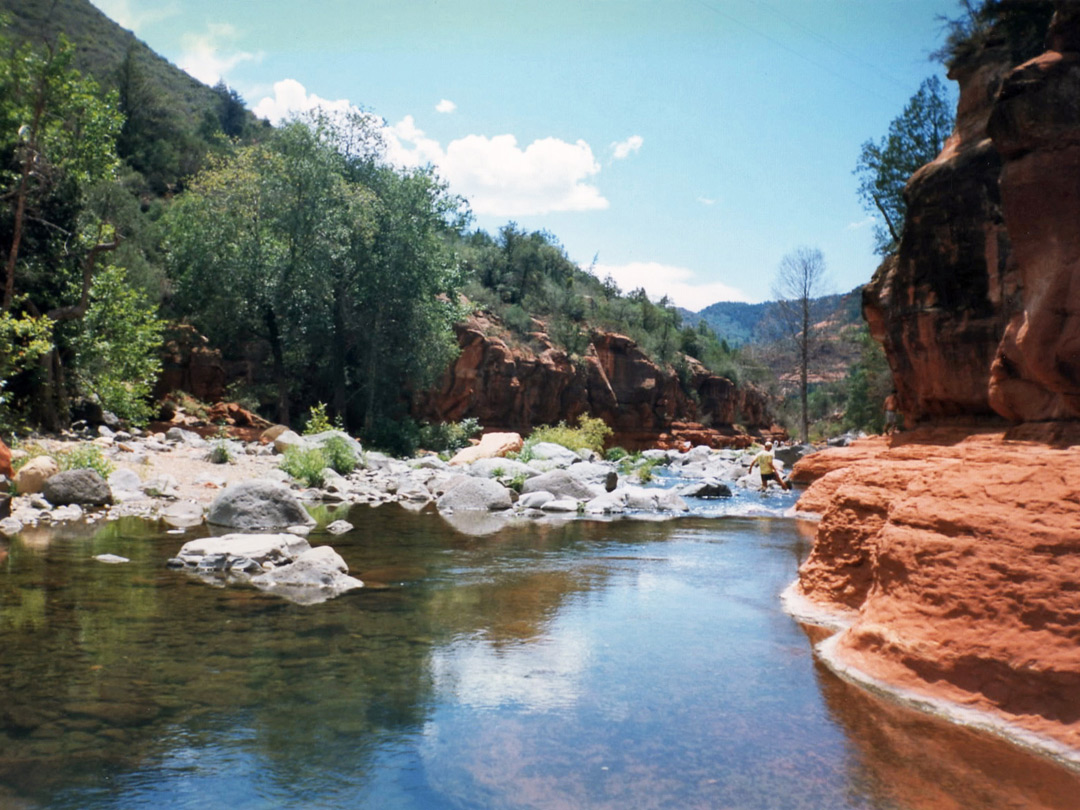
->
xmin=772 ymin=247 xmax=830 ymax=444
xmin=854 ymin=75 xmax=954 ymax=255
xmin=842 ymin=325 xmax=893 ymax=435
xmin=932 ymin=0 xmax=1055 ymax=71
xmin=69 ymin=264 xmax=164 ymax=425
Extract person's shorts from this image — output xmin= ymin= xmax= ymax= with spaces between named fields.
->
xmin=760 ymin=471 xmax=773 ymax=484
xmin=885 ymin=411 xmax=898 ymax=424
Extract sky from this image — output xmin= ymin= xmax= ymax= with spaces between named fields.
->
xmin=89 ymin=0 xmax=959 ymax=310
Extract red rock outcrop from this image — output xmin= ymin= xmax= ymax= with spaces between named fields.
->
xmin=795 ymin=5 xmax=1080 ymax=762
xmin=416 ymin=313 xmax=773 ymax=449
xmin=155 ymin=324 xmax=227 ymax=403
xmin=791 ymin=427 xmax=1080 ymax=754
xmin=0 ymin=437 xmax=11 ymax=480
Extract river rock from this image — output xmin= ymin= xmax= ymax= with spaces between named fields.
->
xmin=517 ymin=490 xmax=554 ymax=509
xmin=325 ymin=520 xmax=353 ymax=534
xmin=273 ymin=430 xmax=310 ymax=454
xmin=520 ymin=469 xmax=601 ymax=501
xmin=165 ymin=427 xmax=207 ymax=447
xmin=108 ymin=468 xmax=142 ymax=492
xmin=678 ymin=478 xmax=733 ymax=499
xmin=249 ymin=545 xmax=363 ymax=605
xmin=42 ymin=469 xmax=112 ymax=506
xmin=436 ymin=476 xmax=513 ymax=512
xmin=206 ymin=480 xmax=316 ymax=529
xmin=174 ymin=532 xmax=311 ymax=568
xmin=0 ymin=516 xmax=22 ymax=536
xmin=466 ymin=457 xmax=539 ymax=480
xmin=14 ymin=456 xmax=59 ymax=495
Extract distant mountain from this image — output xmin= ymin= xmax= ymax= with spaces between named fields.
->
xmin=684 ymin=286 xmax=864 ymax=347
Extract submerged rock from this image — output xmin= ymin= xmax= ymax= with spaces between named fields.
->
xmin=436 ymin=476 xmax=513 ymax=512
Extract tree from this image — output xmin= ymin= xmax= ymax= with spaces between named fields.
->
xmin=773 ymin=247 xmax=829 ymax=444
xmin=854 ymin=76 xmax=954 ymax=255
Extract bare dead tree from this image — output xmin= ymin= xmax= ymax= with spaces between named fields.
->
xmin=773 ymin=247 xmax=829 ymax=443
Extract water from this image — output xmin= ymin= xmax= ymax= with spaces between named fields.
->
xmin=2 ymin=503 xmax=1079 ymax=809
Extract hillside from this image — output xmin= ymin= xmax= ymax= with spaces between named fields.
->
xmin=687 ymin=287 xmax=864 ymax=347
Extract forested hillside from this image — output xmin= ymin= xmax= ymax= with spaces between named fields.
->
xmin=0 ymin=0 xmax=884 ymax=450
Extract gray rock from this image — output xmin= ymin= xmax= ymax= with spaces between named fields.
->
xmin=436 ymin=477 xmax=513 ymax=512
xmin=0 ymin=516 xmax=23 ymax=536
xmin=51 ymin=504 xmax=84 ymax=521
xmin=655 ymin=490 xmax=690 ymax=512
xmin=678 ymin=478 xmax=733 ymax=499
xmin=527 ymin=442 xmax=580 ymax=463
xmin=325 ymin=519 xmax=354 ymax=534
xmin=583 ymin=490 xmax=627 ymax=514
xmin=249 ymin=546 xmax=363 ymax=605
xmin=165 ymin=427 xmax=207 ymax=447
xmin=273 ymin=430 xmax=310 ymax=454
xmin=467 ymin=457 xmax=539 ymax=480
xmin=775 ymin=443 xmax=815 ymax=467
xmin=206 ymin=480 xmax=315 ymax=529
xmin=541 ymin=498 xmax=580 ymax=513
xmin=108 ymin=468 xmax=142 ymax=492
xmin=520 ymin=469 xmax=601 ymax=501
xmin=175 ymin=532 xmax=311 ymax=568
xmin=517 ymin=490 xmax=555 ymax=509
xmin=42 ymin=469 xmax=112 ymax=506
xmin=161 ymin=500 xmax=205 ymax=528
xmin=94 ymin=553 xmax=129 ymax=564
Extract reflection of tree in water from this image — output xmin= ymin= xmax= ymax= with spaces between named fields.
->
xmin=801 ymin=622 xmax=1080 ymax=810
xmin=0 ymin=506 xmax=632 ymax=805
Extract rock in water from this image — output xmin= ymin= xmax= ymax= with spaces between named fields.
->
xmin=207 ymin=480 xmax=315 ymax=529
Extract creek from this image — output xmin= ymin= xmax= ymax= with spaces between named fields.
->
xmin=2 ymin=493 xmax=1079 ymax=809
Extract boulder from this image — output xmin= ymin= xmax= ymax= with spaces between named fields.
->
xmin=42 ymin=469 xmax=112 ymax=506
xmin=108 ymin=468 xmax=143 ymax=493
xmin=206 ymin=480 xmax=315 ymax=529
xmin=165 ymin=427 xmax=207 ymax=447
xmin=436 ymin=476 xmax=513 ymax=512
xmin=250 ymin=545 xmax=363 ymax=600
xmin=261 ymin=424 xmax=290 ymax=444
xmin=517 ymin=490 xmax=555 ymax=509
xmin=678 ymin=478 xmax=733 ymax=499
xmin=520 ymin=469 xmax=601 ymax=501
xmin=273 ymin=430 xmax=310 ymax=454
xmin=174 ymin=532 xmax=311 ymax=568
xmin=466 ymin=457 xmax=539 ymax=480
xmin=13 ymin=456 xmax=59 ymax=495
xmin=448 ymin=432 xmax=523 ymax=465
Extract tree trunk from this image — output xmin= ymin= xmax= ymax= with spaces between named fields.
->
xmin=264 ymin=306 xmax=290 ymax=426
xmin=331 ymin=285 xmax=348 ymax=424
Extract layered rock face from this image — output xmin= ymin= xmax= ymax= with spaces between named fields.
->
xmin=987 ymin=7 xmax=1080 ymax=421
xmin=416 ymin=313 xmax=773 ymax=449
xmin=791 ymin=427 xmax=1080 ymax=753
xmin=796 ymin=5 xmax=1080 ymax=760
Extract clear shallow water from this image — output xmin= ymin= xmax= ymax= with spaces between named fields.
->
xmin=2 ymin=505 xmax=1079 ymax=809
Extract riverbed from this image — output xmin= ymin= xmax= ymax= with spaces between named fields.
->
xmin=2 ymin=500 xmax=1079 ymax=809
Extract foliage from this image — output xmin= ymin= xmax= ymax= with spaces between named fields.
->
xmin=206 ymin=440 xmax=233 ymax=464
xmin=932 ymin=0 xmax=1055 ymax=71
xmin=304 ymin=402 xmax=335 ymax=435
xmin=417 ymin=418 xmax=481 ymax=454
xmin=321 ymin=435 xmax=357 ymax=476
xmin=842 ymin=326 xmax=893 ymax=435
xmin=0 ymin=309 xmax=53 ymax=431
xmin=854 ymin=76 xmax=954 ymax=256
xmin=57 ymin=443 xmax=114 ymax=478
xmin=524 ymin=414 xmax=612 ymax=456
xmin=279 ymin=445 xmax=329 ymax=488
xmin=604 ymin=446 xmax=629 ymax=462
xmin=635 ymin=457 xmax=662 ymax=484
xmin=69 ymin=264 xmax=165 ymax=426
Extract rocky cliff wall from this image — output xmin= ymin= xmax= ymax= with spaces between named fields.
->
xmin=794 ymin=4 xmax=1080 ymax=764
xmin=415 ymin=313 xmax=774 ymax=449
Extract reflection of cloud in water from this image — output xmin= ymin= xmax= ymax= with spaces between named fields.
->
xmin=431 ymin=632 xmax=588 ymax=712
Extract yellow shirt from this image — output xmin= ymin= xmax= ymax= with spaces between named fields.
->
xmin=755 ymin=450 xmax=775 ymax=475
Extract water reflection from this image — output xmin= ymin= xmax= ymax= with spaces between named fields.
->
xmin=0 ymin=508 xmax=1077 ymax=809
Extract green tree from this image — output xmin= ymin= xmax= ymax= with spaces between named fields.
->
xmin=69 ymin=264 xmax=164 ymax=425
xmin=854 ymin=75 xmax=954 ymax=255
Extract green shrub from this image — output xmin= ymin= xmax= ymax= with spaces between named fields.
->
xmin=207 ymin=440 xmax=233 ymax=464
xmin=58 ymin=444 xmax=114 ymax=478
xmin=322 ymin=435 xmax=357 ymax=476
xmin=526 ymin=414 xmax=612 ymax=456
xmin=635 ymin=458 xmax=662 ymax=484
xmin=605 ymin=446 xmax=629 ymax=462
xmin=304 ymin=402 xmax=334 ymax=435
xmin=280 ymin=446 xmax=328 ymax=488
xmin=417 ymin=418 xmax=482 ymax=454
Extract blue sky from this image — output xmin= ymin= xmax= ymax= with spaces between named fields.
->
xmin=90 ymin=0 xmax=959 ymax=309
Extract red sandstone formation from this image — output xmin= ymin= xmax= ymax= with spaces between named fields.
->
xmin=795 ymin=4 xmax=1080 ymax=764
xmin=155 ymin=324 xmax=227 ymax=404
xmin=791 ymin=428 xmax=1080 ymax=756
xmin=0 ymin=437 xmax=11 ymax=480
xmin=416 ymin=312 xmax=773 ymax=449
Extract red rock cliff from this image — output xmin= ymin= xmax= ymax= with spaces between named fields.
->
xmin=794 ymin=4 xmax=1080 ymax=763
xmin=415 ymin=312 xmax=773 ymax=448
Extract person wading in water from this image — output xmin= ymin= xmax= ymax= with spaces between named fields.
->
xmin=748 ymin=441 xmax=790 ymax=492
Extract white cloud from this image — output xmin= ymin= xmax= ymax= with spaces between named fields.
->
xmin=847 ymin=216 xmax=876 ymax=230
xmin=90 ymin=0 xmax=178 ymax=32
xmin=253 ymin=79 xmax=609 ymax=217
xmin=592 ymin=261 xmax=753 ymax=310
xmin=611 ymin=135 xmax=644 ymax=160
xmin=253 ymin=78 xmax=357 ymax=123
xmin=697 ymin=196 xmax=717 ymax=206
xmin=435 ymin=99 xmax=457 ymax=114
xmin=178 ymin=23 xmax=260 ymax=86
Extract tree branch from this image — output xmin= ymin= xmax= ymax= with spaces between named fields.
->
xmin=46 ymin=238 xmax=121 ymax=322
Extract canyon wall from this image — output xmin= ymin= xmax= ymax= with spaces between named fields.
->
xmin=793 ymin=3 xmax=1080 ymax=761
xmin=415 ymin=312 xmax=774 ymax=449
